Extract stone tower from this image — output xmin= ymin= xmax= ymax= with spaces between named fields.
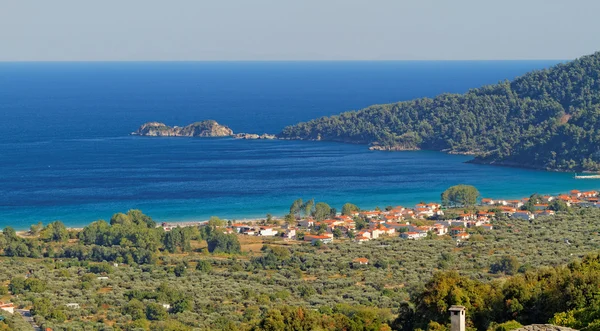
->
xmin=449 ymin=305 xmax=466 ymax=331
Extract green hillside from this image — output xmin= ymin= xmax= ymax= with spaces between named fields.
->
xmin=278 ymin=52 xmax=600 ymax=171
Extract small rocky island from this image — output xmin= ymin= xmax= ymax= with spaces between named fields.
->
xmin=132 ymin=120 xmax=276 ymax=139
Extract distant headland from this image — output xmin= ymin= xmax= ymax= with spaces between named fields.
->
xmin=132 ymin=120 xmax=276 ymax=140
xmin=278 ymin=51 xmax=600 ymax=172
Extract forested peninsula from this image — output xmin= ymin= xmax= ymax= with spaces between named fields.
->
xmin=278 ymin=52 xmax=600 ymax=172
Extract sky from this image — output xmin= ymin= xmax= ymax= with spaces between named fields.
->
xmin=1 ymin=0 xmax=599 ymax=61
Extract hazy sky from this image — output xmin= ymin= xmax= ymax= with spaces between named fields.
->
xmin=1 ymin=0 xmax=599 ymax=61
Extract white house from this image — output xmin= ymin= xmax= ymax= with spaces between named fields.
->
xmin=506 ymin=200 xmax=524 ymax=208
xmin=258 ymin=227 xmax=277 ymax=236
xmin=481 ymin=198 xmax=495 ymax=206
xmin=304 ymin=235 xmax=333 ymax=245
xmin=283 ymin=228 xmax=296 ymax=240
xmin=512 ymin=211 xmax=535 ymax=221
xmin=298 ymin=219 xmax=315 ymax=228
xmin=454 ymin=232 xmax=470 ymax=241
xmin=433 ymin=223 xmax=448 ymax=235
xmin=0 ymin=302 xmax=14 ymax=314
xmin=370 ymin=228 xmax=385 ymax=239
xmin=353 ymin=258 xmax=369 ymax=265
xmin=66 ymin=303 xmax=81 ymax=309
xmin=401 ymin=231 xmax=425 ymax=240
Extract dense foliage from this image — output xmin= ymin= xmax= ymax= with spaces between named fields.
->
xmin=441 ymin=185 xmax=480 ymax=207
xmin=395 ymin=252 xmax=600 ymax=331
xmin=0 ymin=207 xmax=599 ymax=330
xmin=279 ymin=52 xmax=600 ymax=171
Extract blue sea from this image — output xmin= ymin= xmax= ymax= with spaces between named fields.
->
xmin=1 ymin=60 xmax=597 ymax=230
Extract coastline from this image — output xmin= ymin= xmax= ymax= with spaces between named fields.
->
xmin=9 ymin=183 xmax=598 ymax=233
xmin=285 ymin=137 xmax=588 ymax=173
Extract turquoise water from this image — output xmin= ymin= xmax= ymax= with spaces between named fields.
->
xmin=2 ymin=60 xmax=594 ymax=230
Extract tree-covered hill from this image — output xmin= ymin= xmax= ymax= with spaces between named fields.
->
xmin=278 ymin=52 xmax=600 ymax=171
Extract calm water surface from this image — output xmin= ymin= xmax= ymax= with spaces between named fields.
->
xmin=3 ymin=60 xmax=594 ymax=229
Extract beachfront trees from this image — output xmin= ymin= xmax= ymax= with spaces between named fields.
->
xmin=314 ymin=202 xmax=333 ymax=221
xmin=302 ymin=199 xmax=315 ymax=217
xmin=341 ymin=203 xmax=360 ymax=216
xmin=290 ymin=198 xmax=303 ymax=216
xmin=441 ymin=185 xmax=480 ymax=207
xmin=29 ymin=222 xmax=43 ymax=236
xmin=39 ymin=221 xmax=69 ymax=242
xmin=207 ymin=216 xmax=226 ymax=228
xmin=163 ymin=226 xmax=192 ymax=253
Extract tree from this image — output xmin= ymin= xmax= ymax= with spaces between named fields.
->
xmin=490 ymin=255 xmax=520 ymax=275
xmin=164 ymin=227 xmax=192 ymax=253
xmin=2 ymin=227 xmax=17 ymax=243
xmin=171 ymin=298 xmax=192 ymax=314
xmin=302 ymin=199 xmax=315 ymax=217
xmin=39 ymin=221 xmax=69 ymax=242
xmin=207 ymin=216 xmax=226 ymax=228
xmin=50 ymin=309 xmax=67 ymax=323
xmin=290 ymin=198 xmax=303 ymax=216
xmin=441 ymin=185 xmax=480 ymax=207
xmin=29 ymin=222 xmax=43 ymax=236
xmin=24 ymin=278 xmax=46 ymax=293
xmin=146 ymin=303 xmax=168 ymax=321
xmin=173 ymin=263 xmax=186 ymax=277
xmin=332 ymin=228 xmax=343 ymax=239
xmin=314 ymin=202 xmax=332 ymax=221
xmin=123 ymin=299 xmax=146 ymax=320
xmin=196 ymin=260 xmax=212 ymax=273
xmin=489 ymin=320 xmax=523 ymax=331
xmin=8 ymin=277 xmax=26 ymax=295
xmin=355 ymin=218 xmax=367 ymax=230
xmin=341 ymin=203 xmax=360 ymax=216
xmin=549 ymin=199 xmax=570 ymax=212
xmin=31 ymin=297 xmax=52 ymax=318
xmin=206 ymin=232 xmax=241 ymax=254
xmin=522 ymin=194 xmax=542 ymax=212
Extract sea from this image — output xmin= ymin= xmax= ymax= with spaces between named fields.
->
xmin=1 ymin=60 xmax=597 ymax=230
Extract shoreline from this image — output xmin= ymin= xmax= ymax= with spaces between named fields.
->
xmin=10 ymin=184 xmax=599 ymax=233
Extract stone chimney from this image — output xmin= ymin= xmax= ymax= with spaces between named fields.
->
xmin=449 ymin=305 xmax=466 ymax=331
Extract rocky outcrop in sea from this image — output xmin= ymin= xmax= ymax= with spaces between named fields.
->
xmin=132 ymin=120 xmax=277 ymax=140
xmin=132 ymin=120 xmax=234 ymax=137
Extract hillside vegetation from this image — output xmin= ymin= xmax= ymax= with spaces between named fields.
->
xmin=279 ymin=52 xmax=600 ymax=171
xmin=2 ymin=207 xmax=600 ymax=330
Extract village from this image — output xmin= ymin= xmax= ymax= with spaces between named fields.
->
xmin=160 ymin=189 xmax=600 ymax=247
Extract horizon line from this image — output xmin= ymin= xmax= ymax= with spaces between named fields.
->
xmin=0 ymin=58 xmax=569 ymax=63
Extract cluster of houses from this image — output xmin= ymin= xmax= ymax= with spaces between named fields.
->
xmin=214 ymin=202 xmax=488 ymax=244
xmin=481 ymin=189 xmax=599 ymax=220
xmin=298 ymin=203 xmax=485 ymax=243
xmin=158 ymin=189 xmax=598 ymax=245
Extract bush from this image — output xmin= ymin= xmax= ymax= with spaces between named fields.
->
xmin=146 ymin=303 xmax=168 ymax=321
